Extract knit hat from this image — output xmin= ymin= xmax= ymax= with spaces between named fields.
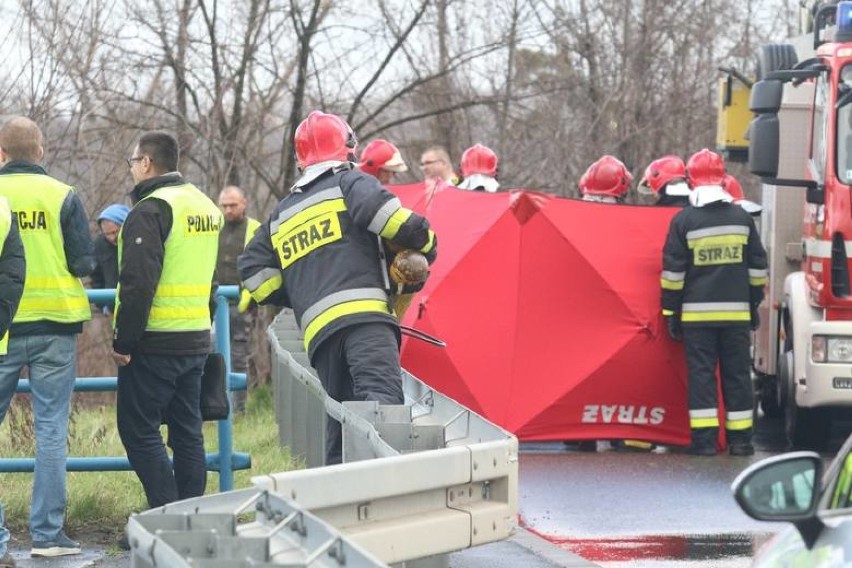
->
xmin=97 ymin=204 xmax=130 ymax=225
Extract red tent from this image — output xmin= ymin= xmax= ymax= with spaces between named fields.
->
xmin=391 ymin=183 xmax=691 ymax=445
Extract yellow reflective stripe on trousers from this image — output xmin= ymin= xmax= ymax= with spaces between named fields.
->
xmin=690 ymin=417 xmax=720 ymax=428
xmin=303 ymin=299 xmax=392 ymax=351
xmin=689 ymin=408 xmax=719 ymax=429
xmin=0 ymin=330 xmax=7 ymax=356
xmin=725 ymin=410 xmax=753 ymax=431
xmin=681 ymin=312 xmax=751 ymax=322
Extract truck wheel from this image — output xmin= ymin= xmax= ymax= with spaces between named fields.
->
xmin=758 ymin=376 xmax=783 ymax=418
xmin=755 ymin=44 xmax=799 ymax=81
xmin=785 ymin=387 xmax=830 ymax=450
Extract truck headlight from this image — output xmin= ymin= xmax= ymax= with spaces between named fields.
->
xmin=812 ymin=335 xmax=852 ymax=363
xmin=829 ymin=337 xmax=852 ymax=362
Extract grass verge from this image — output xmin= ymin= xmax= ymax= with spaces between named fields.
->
xmin=0 ymin=384 xmax=299 ymax=542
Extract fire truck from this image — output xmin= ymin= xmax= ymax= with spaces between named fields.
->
xmin=734 ymin=1 xmax=852 ymax=449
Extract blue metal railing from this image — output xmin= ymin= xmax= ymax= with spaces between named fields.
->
xmin=0 ymin=285 xmax=251 ymax=491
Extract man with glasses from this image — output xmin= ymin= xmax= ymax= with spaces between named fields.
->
xmin=0 ymin=116 xmax=94 ymax=559
xmin=113 ymin=131 xmax=221 ymax=512
xmin=419 ymin=146 xmax=459 ymax=186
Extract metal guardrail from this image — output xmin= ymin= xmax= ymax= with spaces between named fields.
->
xmin=0 ymin=285 xmax=250 ymax=491
xmin=127 ymin=488 xmax=387 ymax=568
xmin=129 ymin=309 xmax=518 ymax=567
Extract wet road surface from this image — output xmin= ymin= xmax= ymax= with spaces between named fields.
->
xmin=518 ymin=414 xmax=852 ymax=567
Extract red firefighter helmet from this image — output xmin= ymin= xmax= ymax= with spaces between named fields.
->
xmin=578 ymin=155 xmax=633 ymax=197
xmin=640 ymin=155 xmax=686 ymax=194
xmin=722 ymin=174 xmax=744 ymax=200
xmin=686 ymin=148 xmax=726 ymax=186
xmin=460 ymin=144 xmax=498 ymax=177
xmin=358 ymin=139 xmax=407 ymax=177
xmin=294 ymin=111 xmax=357 ymax=169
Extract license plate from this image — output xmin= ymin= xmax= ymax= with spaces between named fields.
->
xmin=833 ymin=377 xmax=852 ymax=389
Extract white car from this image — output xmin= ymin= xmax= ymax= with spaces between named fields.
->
xmin=732 ymin=435 xmax=852 ymax=566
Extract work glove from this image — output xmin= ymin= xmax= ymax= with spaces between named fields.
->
xmin=665 ymin=315 xmax=682 ymax=342
xmin=238 ymin=289 xmax=253 ymax=313
xmin=750 ymin=307 xmax=760 ymax=331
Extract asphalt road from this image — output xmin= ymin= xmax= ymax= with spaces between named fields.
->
xmin=518 ymin=413 xmax=852 ymax=567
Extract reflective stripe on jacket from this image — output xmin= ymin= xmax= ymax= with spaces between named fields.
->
xmin=0 ymin=173 xmax=90 ymax=324
xmin=661 ymin=201 xmax=767 ymax=326
xmin=116 ymin=184 xmax=221 ymax=332
xmin=239 ymin=166 xmax=436 ymax=358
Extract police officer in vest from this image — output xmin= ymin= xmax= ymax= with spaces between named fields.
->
xmin=0 ymin=194 xmax=25 ymax=568
xmin=112 ymin=131 xmax=222 ymax=508
xmin=239 ymin=111 xmax=437 ymax=465
xmin=661 ymin=149 xmax=768 ymax=456
xmin=216 ymin=185 xmax=260 ymax=407
xmin=0 ymin=116 xmax=93 ymax=558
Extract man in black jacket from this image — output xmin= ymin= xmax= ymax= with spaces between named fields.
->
xmin=240 ymin=111 xmax=437 ymax=464
xmin=661 ymin=149 xmax=768 ymax=456
xmin=112 ymin=131 xmax=221 ymax=508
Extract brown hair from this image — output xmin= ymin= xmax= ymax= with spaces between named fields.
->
xmin=0 ymin=117 xmax=43 ymax=162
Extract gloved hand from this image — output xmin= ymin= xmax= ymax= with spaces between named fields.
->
xmin=238 ymin=289 xmax=253 ymax=313
xmin=666 ymin=315 xmax=682 ymax=342
xmin=750 ymin=307 xmax=760 ymax=331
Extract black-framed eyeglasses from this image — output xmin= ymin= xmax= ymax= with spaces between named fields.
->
xmin=126 ymin=156 xmax=145 ymax=168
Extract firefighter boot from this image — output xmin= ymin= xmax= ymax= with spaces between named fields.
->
xmin=727 ymin=429 xmax=754 ymax=456
xmin=681 ymin=428 xmax=717 ymax=456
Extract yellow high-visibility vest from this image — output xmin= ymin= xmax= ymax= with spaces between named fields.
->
xmin=116 ymin=184 xmax=222 ymax=332
xmin=0 ymin=196 xmax=11 ymax=354
xmin=0 ymin=173 xmax=90 ymax=325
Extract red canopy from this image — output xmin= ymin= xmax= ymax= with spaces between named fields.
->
xmin=391 ymin=183 xmax=691 ymax=445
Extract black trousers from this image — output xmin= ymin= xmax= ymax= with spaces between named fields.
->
xmin=117 ymin=352 xmax=207 ymax=508
xmin=683 ymin=326 xmax=754 ymax=445
xmin=312 ymin=322 xmax=404 ymax=465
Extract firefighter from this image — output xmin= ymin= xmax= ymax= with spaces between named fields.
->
xmin=358 ymin=139 xmax=408 ymax=185
xmin=578 ymin=155 xmax=632 ymax=203
xmin=661 ymin=148 xmax=768 ymax=456
xmin=457 ymin=144 xmax=500 ymax=193
xmin=238 ymin=111 xmax=437 ymax=465
xmin=638 ymin=155 xmax=691 ymax=207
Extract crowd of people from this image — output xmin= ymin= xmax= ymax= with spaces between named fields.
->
xmin=0 ymin=110 xmax=768 ymax=566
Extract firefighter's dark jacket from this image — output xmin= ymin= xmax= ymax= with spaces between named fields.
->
xmin=661 ymin=201 xmax=768 ymax=326
xmin=0 ymin=161 xmax=94 ymax=336
xmin=238 ymin=165 xmax=437 ymax=360
xmin=113 ymin=173 xmax=216 ymax=356
xmin=0 ymin=217 xmax=25 ymax=339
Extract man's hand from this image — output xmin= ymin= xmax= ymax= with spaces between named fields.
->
xmin=665 ymin=315 xmax=682 ymax=342
xmin=112 ymin=351 xmax=131 ymax=366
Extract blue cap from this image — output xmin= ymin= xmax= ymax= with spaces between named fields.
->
xmin=97 ymin=204 xmax=130 ymax=225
